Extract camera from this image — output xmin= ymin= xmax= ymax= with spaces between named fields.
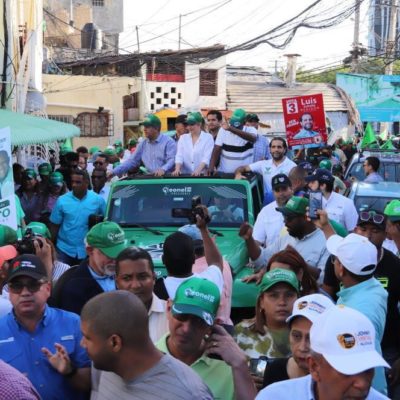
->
xmin=15 ymin=228 xmax=43 ymax=255
xmin=249 ymin=356 xmax=271 ymax=378
xmin=171 ymin=195 xmax=211 ymax=224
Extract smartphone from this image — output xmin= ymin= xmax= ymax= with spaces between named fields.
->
xmin=309 ymin=191 xmax=323 ymax=219
xmin=249 ymin=357 xmax=269 ymax=378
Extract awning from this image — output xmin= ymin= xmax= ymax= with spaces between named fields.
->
xmin=0 ymin=109 xmax=80 ymax=145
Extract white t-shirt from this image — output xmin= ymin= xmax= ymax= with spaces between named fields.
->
xmin=250 ymin=157 xmax=296 ymax=194
xmin=256 ymin=374 xmax=388 ymax=400
xmin=252 ymin=201 xmax=284 ymax=246
xmin=164 ymin=265 xmax=224 ymax=300
xmin=215 ymin=126 xmax=257 ymax=173
xmin=175 ymin=131 xmax=214 ymax=174
xmin=322 ymin=191 xmax=358 ymax=231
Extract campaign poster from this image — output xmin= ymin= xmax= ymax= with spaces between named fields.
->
xmin=0 ymin=127 xmax=17 ymax=230
xmin=282 ymin=94 xmax=327 ymax=149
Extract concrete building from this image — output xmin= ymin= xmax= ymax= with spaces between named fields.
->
xmin=368 ymin=0 xmax=400 ymax=57
xmin=43 ymin=74 xmax=139 ymax=148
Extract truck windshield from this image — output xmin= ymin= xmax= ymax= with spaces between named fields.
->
xmin=108 ymin=182 xmax=249 ymax=227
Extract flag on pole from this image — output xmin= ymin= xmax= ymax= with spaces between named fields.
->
xmin=361 ymin=123 xmax=377 ymax=149
xmin=379 ymin=129 xmax=388 ymax=141
xmin=380 ymin=139 xmax=396 ymax=150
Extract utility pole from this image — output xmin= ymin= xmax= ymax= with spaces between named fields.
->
xmin=178 ymin=14 xmax=182 ymax=50
xmin=136 ymin=25 xmax=147 ymax=119
xmin=385 ymin=0 xmax=398 ymax=75
xmin=351 ymin=0 xmax=361 ymax=73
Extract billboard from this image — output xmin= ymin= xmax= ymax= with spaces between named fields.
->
xmin=336 ymin=73 xmax=400 ymax=122
xmin=282 ymin=94 xmax=327 ymax=149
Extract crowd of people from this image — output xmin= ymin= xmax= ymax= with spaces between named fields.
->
xmin=0 ymin=109 xmax=398 ymax=399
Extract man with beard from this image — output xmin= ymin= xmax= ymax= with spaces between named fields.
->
xmin=235 ymin=137 xmax=296 ymax=205
xmin=54 ymin=221 xmax=127 ymax=315
xmin=240 ymin=196 xmax=329 ymax=283
xmin=206 ymin=110 xmax=222 ymax=140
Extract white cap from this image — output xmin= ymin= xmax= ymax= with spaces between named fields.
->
xmin=286 ymin=294 xmax=334 ymax=325
xmin=310 ymin=305 xmax=389 ymax=375
xmin=326 ymin=233 xmax=377 ymax=275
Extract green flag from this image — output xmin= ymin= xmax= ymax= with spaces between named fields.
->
xmin=380 ymin=139 xmax=396 ymax=150
xmin=361 ymin=123 xmax=377 ymax=149
xmin=379 ymin=129 xmax=388 ymax=141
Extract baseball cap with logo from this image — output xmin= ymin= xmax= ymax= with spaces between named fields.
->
xmin=24 ymin=222 xmax=51 ymax=239
xmin=305 ymin=168 xmax=334 ymax=184
xmin=186 ymin=112 xmax=203 ymax=125
xmin=49 ymin=172 xmax=64 ymax=187
xmin=384 ymin=199 xmax=400 ymax=222
xmin=286 ymin=293 xmax=334 ymax=325
xmin=7 ymin=254 xmax=47 ymax=282
xmin=23 ymin=168 xmax=37 ymax=180
xmin=103 ymin=148 xmax=116 ymax=157
xmin=172 ymin=277 xmax=220 ymax=326
xmin=140 ymin=114 xmax=161 ymax=128
xmin=89 ymin=146 xmax=101 ymax=155
xmin=245 ymin=113 xmax=259 ymax=123
xmin=38 ymin=162 xmax=52 ymax=176
xmin=259 ymin=268 xmax=299 ymax=293
xmin=86 ymin=221 xmax=128 ymax=258
xmin=271 ymin=173 xmax=291 ymax=190
xmin=114 ymin=140 xmax=122 ymax=147
xmin=326 ymin=233 xmax=377 ymax=275
xmin=310 ymin=305 xmax=389 ymax=375
xmin=276 ymin=196 xmax=309 ymax=217
xmin=0 ymin=225 xmax=18 ymax=245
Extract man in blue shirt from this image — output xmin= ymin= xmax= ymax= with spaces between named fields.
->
xmin=110 ymin=114 xmax=176 ymax=177
xmin=0 ymin=254 xmax=91 ymax=400
xmin=55 ymin=221 xmax=128 ymax=315
xmin=327 ymin=233 xmax=388 ymax=395
xmin=50 ymin=168 xmax=106 ymax=266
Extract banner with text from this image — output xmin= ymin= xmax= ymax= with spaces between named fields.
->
xmin=0 ymin=127 xmax=17 ymax=230
xmin=282 ymin=94 xmax=327 ymax=149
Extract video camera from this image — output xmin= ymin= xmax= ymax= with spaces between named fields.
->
xmin=171 ymin=195 xmax=211 ymax=224
xmin=15 ymin=228 xmax=43 ymax=255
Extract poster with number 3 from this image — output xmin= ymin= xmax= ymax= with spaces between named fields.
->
xmin=282 ymin=94 xmax=327 ymax=150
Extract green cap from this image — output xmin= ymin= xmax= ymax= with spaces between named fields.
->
xmin=128 ymin=138 xmax=137 ymax=146
xmin=86 ymin=221 xmax=128 ymax=258
xmin=276 ymin=196 xmax=309 ymax=217
xmin=114 ymin=140 xmax=122 ymax=146
xmin=172 ymin=277 xmax=220 ymax=326
xmin=115 ymin=146 xmax=123 ymax=154
xmin=38 ymin=162 xmax=52 ymax=176
xmin=24 ymin=222 xmax=51 ymax=239
xmin=0 ymin=225 xmax=17 ymax=245
xmin=49 ymin=171 xmax=64 ymax=186
xmin=384 ymin=200 xmax=400 ymax=222
xmin=259 ymin=268 xmax=299 ymax=293
xmin=89 ymin=146 xmax=101 ymax=155
xmin=186 ymin=112 xmax=203 ymax=125
xmin=103 ymin=148 xmax=116 ymax=156
xmin=140 ymin=114 xmax=161 ymax=128
xmin=319 ymin=159 xmax=332 ymax=170
xmin=60 ymin=144 xmax=73 ymax=156
xmin=23 ymin=168 xmax=37 ymax=180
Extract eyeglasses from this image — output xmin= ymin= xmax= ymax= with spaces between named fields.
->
xmin=359 ymin=211 xmax=385 ymax=224
xmin=8 ymin=280 xmax=47 ymax=294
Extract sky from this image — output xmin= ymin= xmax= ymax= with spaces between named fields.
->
xmin=121 ymin=0 xmax=370 ymax=74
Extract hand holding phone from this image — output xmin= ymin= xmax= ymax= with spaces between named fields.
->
xmin=309 ymin=191 xmax=323 ymax=219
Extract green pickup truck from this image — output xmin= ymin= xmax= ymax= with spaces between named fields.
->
xmin=105 ymin=173 xmax=263 ymax=313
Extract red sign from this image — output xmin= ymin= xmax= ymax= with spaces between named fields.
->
xmin=282 ymin=94 xmax=327 ymax=149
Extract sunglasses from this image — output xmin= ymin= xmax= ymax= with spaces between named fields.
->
xmin=359 ymin=211 xmax=384 ymax=225
xmin=9 ymin=279 xmax=47 ymax=294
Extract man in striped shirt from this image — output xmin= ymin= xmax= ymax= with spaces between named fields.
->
xmin=110 ymin=114 xmax=176 ymax=177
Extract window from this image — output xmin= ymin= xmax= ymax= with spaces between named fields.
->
xmin=150 ymin=92 xmax=155 ymax=99
xmin=150 ymin=104 xmax=154 ymax=110
xmin=48 ymin=115 xmax=74 ymax=124
xmin=75 ymin=112 xmax=113 ymax=137
xmin=178 ymin=93 xmax=181 ymax=99
xmin=199 ymin=69 xmax=218 ymax=96
xmin=164 ymin=93 xmax=169 ymax=99
xmin=171 ymin=87 xmax=176 ymax=93
xmin=156 ymin=87 xmax=162 ymax=93
xmin=92 ymin=0 xmax=104 ymax=6
xmin=156 ymin=98 xmax=161 ymax=104
xmin=171 ymin=98 xmax=176 ymax=105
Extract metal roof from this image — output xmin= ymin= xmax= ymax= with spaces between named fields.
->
xmin=227 ymin=81 xmax=350 ymax=113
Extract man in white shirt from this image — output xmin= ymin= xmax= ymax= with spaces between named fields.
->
xmin=252 ymin=173 xmax=293 ymax=247
xmin=208 ymin=109 xmax=257 ymax=174
xmin=256 ymin=305 xmax=389 ymax=400
xmin=155 ymin=206 xmax=224 ymax=300
xmin=235 ymin=137 xmax=296 ymax=205
xmin=91 ymin=168 xmax=111 ymax=203
xmin=115 ymin=247 xmax=168 ymax=343
xmin=306 ymin=168 xmax=358 ymax=231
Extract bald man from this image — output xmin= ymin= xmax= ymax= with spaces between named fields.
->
xmin=81 ymin=291 xmax=213 ymax=400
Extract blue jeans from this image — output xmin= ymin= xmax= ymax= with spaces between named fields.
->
xmin=56 ymin=247 xmax=85 ymax=267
